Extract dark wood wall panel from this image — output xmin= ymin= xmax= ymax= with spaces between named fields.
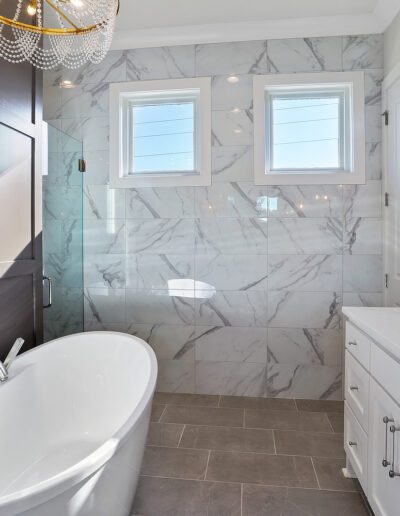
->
xmin=0 ymin=42 xmax=43 ymax=360
xmin=0 ymin=1 xmax=35 ymax=123
xmin=0 ymin=276 xmax=35 ymax=357
xmin=0 ymin=123 xmax=33 ymax=261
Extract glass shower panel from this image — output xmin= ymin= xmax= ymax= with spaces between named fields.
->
xmin=42 ymin=124 xmax=84 ymax=341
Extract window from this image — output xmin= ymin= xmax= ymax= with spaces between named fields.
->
xmin=110 ymin=78 xmax=211 ymax=187
xmin=253 ymin=72 xmax=365 ymax=185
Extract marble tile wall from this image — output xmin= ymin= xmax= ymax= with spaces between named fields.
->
xmin=43 ymin=34 xmax=384 ymax=399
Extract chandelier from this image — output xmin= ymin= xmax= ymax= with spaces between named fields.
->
xmin=0 ymin=0 xmax=119 ymax=70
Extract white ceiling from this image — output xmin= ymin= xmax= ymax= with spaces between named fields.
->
xmin=116 ymin=0 xmax=378 ymax=31
xmin=113 ymin=0 xmax=400 ymax=49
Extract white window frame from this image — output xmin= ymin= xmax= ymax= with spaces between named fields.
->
xmin=110 ymin=77 xmax=211 ymax=188
xmin=253 ymin=71 xmax=365 ymax=185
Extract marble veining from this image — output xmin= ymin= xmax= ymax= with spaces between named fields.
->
xmin=268 ymin=255 xmax=342 ymax=292
xmin=212 ymin=146 xmax=253 ymax=182
xmin=195 ymin=182 xmax=268 ymax=218
xmin=268 ymin=218 xmax=343 ymax=255
xmin=268 ymin=328 xmax=342 ymax=367
xmin=195 ymin=41 xmax=267 ymax=76
xmin=344 ymin=217 xmax=382 ymax=255
xmin=126 ymin=289 xmax=195 ymax=326
xmin=268 ymin=37 xmax=342 ymax=73
xmin=268 ymin=291 xmax=342 ymax=330
xmin=195 ymin=218 xmax=268 ymax=255
xmin=195 ymin=254 xmax=268 ymax=291
xmin=196 ymin=291 xmax=268 ymax=327
xmin=126 ymin=254 xmax=194 ymax=289
xmin=126 ymin=187 xmax=194 ymax=219
xmin=195 ymin=326 xmax=267 ymax=363
xmin=126 ymin=46 xmax=195 ymax=80
xmin=212 ymin=109 xmax=253 ymax=146
xmin=43 ymin=34 xmax=384 ymax=400
xmin=266 ymin=363 xmax=342 ymax=399
xmin=127 ymin=219 xmax=194 ymax=254
xmin=268 ymin=186 xmax=343 ymax=218
xmin=342 ymin=35 xmax=384 ymax=70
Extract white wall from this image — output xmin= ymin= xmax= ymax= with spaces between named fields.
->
xmin=384 ymin=10 xmax=400 ymax=77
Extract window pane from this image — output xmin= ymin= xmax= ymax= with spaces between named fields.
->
xmin=131 ymin=100 xmax=195 ymax=173
xmin=271 ymin=95 xmax=341 ymax=170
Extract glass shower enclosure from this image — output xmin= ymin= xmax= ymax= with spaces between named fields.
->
xmin=42 ymin=124 xmax=84 ymax=341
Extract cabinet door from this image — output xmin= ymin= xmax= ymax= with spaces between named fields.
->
xmin=368 ymin=378 xmax=400 ymax=516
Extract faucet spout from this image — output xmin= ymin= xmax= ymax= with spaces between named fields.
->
xmin=0 ymin=337 xmax=25 ymax=383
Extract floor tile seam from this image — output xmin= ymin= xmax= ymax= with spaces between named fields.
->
xmin=145 ymin=445 xmax=345 ymax=459
xmin=158 ymin=405 xmax=167 ymax=422
xmin=154 ymin=401 xmax=322 ymax=412
xmin=161 ymin=421 xmax=337 ymax=432
xmin=158 ymin=403 xmax=339 ymax=414
xmin=138 ymin=474 xmax=361 ymax=493
xmin=272 ymin=429 xmax=277 ymax=455
xmin=325 ymin=413 xmax=336 ymax=433
xmin=151 ymin=421 xmax=186 ymax=427
xmin=310 ymin=457 xmax=322 ymax=490
xmin=155 ymin=402 xmax=228 ymax=409
xmin=177 ymin=424 xmax=186 ymax=447
xmin=204 ymin=450 xmax=211 ymax=480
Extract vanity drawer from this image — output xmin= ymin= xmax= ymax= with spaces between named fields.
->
xmin=345 ymin=402 xmax=368 ymax=493
xmin=345 ymin=350 xmax=370 ymax=432
xmin=371 ymin=343 xmax=400 ymax=406
xmin=346 ymin=322 xmax=371 ymax=371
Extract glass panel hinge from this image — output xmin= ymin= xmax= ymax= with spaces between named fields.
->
xmin=78 ymin=159 xmax=86 ymax=172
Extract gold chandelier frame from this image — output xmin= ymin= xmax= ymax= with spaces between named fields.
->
xmin=0 ymin=0 xmax=120 ymax=36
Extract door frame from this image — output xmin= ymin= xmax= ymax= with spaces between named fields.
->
xmin=382 ymin=62 xmax=400 ymax=306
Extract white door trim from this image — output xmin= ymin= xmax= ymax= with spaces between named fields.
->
xmin=382 ymin=63 xmax=400 ymax=306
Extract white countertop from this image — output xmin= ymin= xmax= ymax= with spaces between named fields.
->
xmin=342 ymin=307 xmax=400 ymax=361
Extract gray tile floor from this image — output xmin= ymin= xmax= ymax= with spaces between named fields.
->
xmin=131 ymin=393 xmax=372 ymax=516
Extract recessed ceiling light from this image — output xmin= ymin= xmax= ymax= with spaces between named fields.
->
xmin=227 ymin=75 xmax=239 ymax=84
xmin=59 ymin=80 xmax=76 ymax=89
xmin=231 ymin=107 xmax=241 ymax=113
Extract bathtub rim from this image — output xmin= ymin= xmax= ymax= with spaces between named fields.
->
xmin=0 ymin=331 xmax=157 ymax=514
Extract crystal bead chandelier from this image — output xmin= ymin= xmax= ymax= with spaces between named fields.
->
xmin=0 ymin=0 xmax=119 ymax=70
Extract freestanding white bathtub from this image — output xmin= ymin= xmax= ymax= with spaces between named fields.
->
xmin=0 ymin=332 xmax=157 ymax=516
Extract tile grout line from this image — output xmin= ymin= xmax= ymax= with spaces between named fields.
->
xmin=138 ymin=474 xmax=360 ymax=493
xmin=145 ymin=444 xmax=345 ymax=460
xmin=310 ymin=457 xmax=322 ymax=490
xmin=240 ymin=483 xmax=243 ymax=516
xmin=177 ymin=424 xmax=186 ymax=448
xmin=158 ymin=405 xmax=168 ymax=422
xmin=325 ymin=412 xmax=336 ymax=433
xmin=153 ymin=420 xmax=340 ymax=433
xmin=217 ymin=395 xmax=222 ymax=408
xmin=203 ymin=450 xmax=211 ymax=480
xmin=272 ymin=429 xmax=277 ymax=455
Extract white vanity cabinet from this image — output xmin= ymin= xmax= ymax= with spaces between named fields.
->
xmin=368 ymin=378 xmax=400 ymax=516
xmin=343 ymin=307 xmax=400 ymax=516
